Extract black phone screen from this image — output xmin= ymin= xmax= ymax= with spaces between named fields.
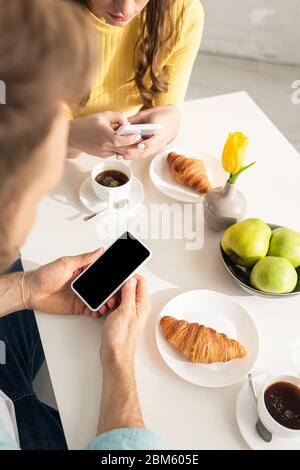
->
xmin=72 ymin=232 xmax=151 ymax=310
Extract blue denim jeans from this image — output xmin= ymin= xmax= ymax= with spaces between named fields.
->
xmin=0 ymin=259 xmax=67 ymax=450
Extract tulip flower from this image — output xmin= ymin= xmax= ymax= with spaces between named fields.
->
xmin=222 ymin=132 xmax=255 ymax=184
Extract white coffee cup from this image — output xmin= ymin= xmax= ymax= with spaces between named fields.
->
xmin=91 ymin=161 xmax=133 ymax=210
xmin=257 ymin=374 xmax=300 ymax=439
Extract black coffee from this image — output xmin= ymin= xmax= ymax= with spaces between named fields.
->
xmin=264 ymin=381 xmax=300 ymax=430
xmin=96 ymin=170 xmax=129 ymax=188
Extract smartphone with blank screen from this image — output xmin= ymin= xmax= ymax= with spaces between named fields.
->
xmin=71 ymin=232 xmax=152 ymax=312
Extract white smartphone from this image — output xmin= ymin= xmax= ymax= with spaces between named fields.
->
xmin=71 ymin=232 xmax=152 ymax=312
xmin=116 ymin=123 xmax=162 ymax=137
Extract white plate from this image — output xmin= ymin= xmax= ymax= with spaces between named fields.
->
xmin=156 ymin=290 xmax=259 ymax=388
xmin=150 ymin=147 xmax=227 ymax=203
xmin=236 ymin=373 xmax=300 ymax=449
xmin=79 ymin=176 xmax=144 ymax=215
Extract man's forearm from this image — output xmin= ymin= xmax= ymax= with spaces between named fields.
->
xmin=98 ymin=358 xmax=144 ymax=434
xmin=0 ymin=272 xmax=27 ymax=317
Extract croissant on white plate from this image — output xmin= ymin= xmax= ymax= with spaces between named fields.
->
xmin=160 ymin=315 xmax=247 ymax=364
xmin=167 ymin=151 xmax=212 ymax=194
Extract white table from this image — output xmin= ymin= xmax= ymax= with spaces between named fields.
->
xmin=21 ymin=92 xmax=300 ymax=450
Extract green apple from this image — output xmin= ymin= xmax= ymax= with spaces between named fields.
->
xmin=250 ymin=256 xmax=298 ymax=294
xmin=221 ymin=218 xmax=272 ymax=267
xmin=268 ymin=228 xmax=300 ymax=268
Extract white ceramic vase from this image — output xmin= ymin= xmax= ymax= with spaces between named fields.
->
xmin=203 ymin=182 xmax=247 ymax=232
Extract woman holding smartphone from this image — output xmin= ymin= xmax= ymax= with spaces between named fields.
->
xmin=68 ymin=0 xmax=204 ymax=160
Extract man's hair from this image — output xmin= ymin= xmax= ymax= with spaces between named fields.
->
xmin=0 ymin=0 xmax=95 ymax=269
xmin=0 ymin=0 xmax=94 ymax=177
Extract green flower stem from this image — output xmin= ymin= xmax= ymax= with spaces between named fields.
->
xmin=228 ymin=161 xmax=256 ymax=184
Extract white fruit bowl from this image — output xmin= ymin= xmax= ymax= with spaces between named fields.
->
xmin=220 ymin=224 xmax=300 ymax=298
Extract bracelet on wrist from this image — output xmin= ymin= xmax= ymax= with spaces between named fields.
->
xmin=21 ymin=272 xmax=31 ymax=310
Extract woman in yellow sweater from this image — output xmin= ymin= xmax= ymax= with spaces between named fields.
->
xmin=69 ymin=0 xmax=204 ymax=159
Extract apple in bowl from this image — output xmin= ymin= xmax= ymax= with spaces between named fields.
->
xmin=220 ymin=219 xmax=300 ymax=296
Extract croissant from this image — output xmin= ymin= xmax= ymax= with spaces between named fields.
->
xmin=160 ymin=316 xmax=247 ymax=363
xmin=167 ymin=152 xmax=212 ymax=194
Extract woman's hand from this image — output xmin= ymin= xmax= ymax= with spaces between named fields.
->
xmin=125 ymin=104 xmax=181 ymax=160
xmin=68 ymin=111 xmax=142 ymax=158
xmin=25 ymin=249 xmax=118 ymax=318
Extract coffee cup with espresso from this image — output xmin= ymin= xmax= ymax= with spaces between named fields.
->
xmin=91 ymin=161 xmax=133 ymax=209
xmin=257 ymin=374 xmax=300 ymax=439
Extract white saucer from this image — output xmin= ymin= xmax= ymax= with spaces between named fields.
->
xmin=79 ymin=176 xmax=144 ymax=215
xmin=156 ymin=290 xmax=259 ymax=388
xmin=236 ymin=373 xmax=300 ymax=449
xmin=150 ymin=146 xmax=227 ymax=203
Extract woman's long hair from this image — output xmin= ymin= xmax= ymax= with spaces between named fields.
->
xmin=70 ymin=0 xmax=174 ymax=109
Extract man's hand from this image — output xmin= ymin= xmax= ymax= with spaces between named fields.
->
xmin=100 ymin=275 xmax=151 ymax=364
xmin=26 ymin=249 xmax=117 ymax=317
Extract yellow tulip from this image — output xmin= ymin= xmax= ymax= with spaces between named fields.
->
xmin=222 ymin=132 xmax=249 ymax=175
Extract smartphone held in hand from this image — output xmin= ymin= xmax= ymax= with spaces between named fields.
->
xmin=71 ymin=232 xmax=152 ymax=311
xmin=116 ymin=124 xmax=162 ymax=137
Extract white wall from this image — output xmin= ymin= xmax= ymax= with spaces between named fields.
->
xmin=200 ymin=0 xmax=300 ymax=66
